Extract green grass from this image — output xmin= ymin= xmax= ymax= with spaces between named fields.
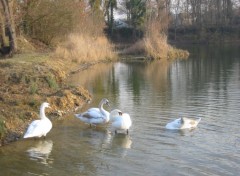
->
xmin=0 ymin=53 xmax=50 ymax=65
xmin=46 ymin=75 xmax=59 ymax=90
xmin=30 ymin=81 xmax=38 ymax=94
xmin=0 ymin=117 xmax=6 ymax=139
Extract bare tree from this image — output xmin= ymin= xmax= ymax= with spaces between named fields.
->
xmin=0 ymin=0 xmax=17 ymax=56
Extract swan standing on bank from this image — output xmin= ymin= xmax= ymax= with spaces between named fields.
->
xmin=24 ymin=102 xmax=52 ymax=139
xmin=110 ymin=109 xmax=132 ymax=134
xmin=75 ymin=98 xmax=110 ymax=126
xmin=165 ymin=116 xmax=201 ymax=130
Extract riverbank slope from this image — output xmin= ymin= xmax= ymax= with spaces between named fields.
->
xmin=0 ymin=53 xmax=92 ymax=146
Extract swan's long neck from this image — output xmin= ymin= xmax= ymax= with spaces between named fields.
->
xmin=40 ymin=106 xmax=47 ymax=119
xmin=99 ymin=101 xmax=105 ymax=114
xmin=98 ymin=100 xmax=104 ymax=109
xmin=99 ymin=101 xmax=109 ymax=121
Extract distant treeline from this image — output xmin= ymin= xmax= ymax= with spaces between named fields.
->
xmin=168 ymin=26 xmax=240 ymax=43
xmin=168 ymin=0 xmax=240 ymax=42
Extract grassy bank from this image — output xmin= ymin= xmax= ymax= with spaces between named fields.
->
xmin=0 ymin=53 xmax=91 ymax=145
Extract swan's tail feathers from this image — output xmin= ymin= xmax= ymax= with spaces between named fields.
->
xmin=23 ymin=133 xmax=33 ymax=139
xmin=75 ymin=114 xmax=90 ymax=124
xmin=23 ymin=134 xmax=28 ymax=138
xmin=196 ymin=117 xmax=201 ymax=124
xmin=75 ymin=114 xmax=82 ymax=119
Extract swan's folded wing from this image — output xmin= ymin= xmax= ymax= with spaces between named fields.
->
xmin=83 ymin=110 xmax=103 ymax=119
xmin=111 ymin=115 xmax=122 ymax=122
xmin=165 ymin=118 xmax=182 ymax=130
xmin=24 ymin=120 xmax=41 ymax=138
xmin=75 ymin=110 xmax=103 ymax=119
xmin=90 ymin=117 xmax=105 ymax=124
xmin=87 ymin=108 xmax=100 ymax=112
xmin=123 ymin=113 xmax=132 ymax=127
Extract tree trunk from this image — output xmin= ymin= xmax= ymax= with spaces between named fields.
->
xmin=110 ymin=1 xmax=114 ymax=35
xmin=0 ymin=0 xmax=17 ymax=56
xmin=0 ymin=10 xmax=7 ymax=46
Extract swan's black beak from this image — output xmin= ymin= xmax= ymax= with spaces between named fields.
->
xmin=118 ymin=112 xmax=123 ymax=116
xmin=106 ymin=102 xmax=110 ymax=107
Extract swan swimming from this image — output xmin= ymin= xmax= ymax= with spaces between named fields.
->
xmin=24 ymin=102 xmax=52 ymax=138
xmin=165 ymin=116 xmax=201 ymax=130
xmin=110 ymin=109 xmax=132 ymax=134
xmin=75 ymin=98 xmax=110 ymax=126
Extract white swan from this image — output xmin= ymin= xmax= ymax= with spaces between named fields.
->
xmin=24 ymin=102 xmax=52 ymax=138
xmin=110 ymin=109 xmax=132 ymax=134
xmin=75 ymin=98 xmax=110 ymax=126
xmin=165 ymin=116 xmax=201 ymax=130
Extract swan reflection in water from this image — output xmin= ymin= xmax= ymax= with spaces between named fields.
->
xmin=110 ymin=134 xmax=132 ymax=158
xmin=79 ymin=128 xmax=112 ymax=149
xmin=79 ymin=128 xmax=132 ymax=157
xmin=26 ymin=140 xmax=53 ymax=165
xmin=111 ymin=134 xmax=132 ymax=149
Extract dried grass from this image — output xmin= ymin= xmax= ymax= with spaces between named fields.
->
xmin=121 ymin=34 xmax=189 ymax=60
xmin=144 ymin=34 xmax=189 ymax=60
xmin=144 ymin=33 xmax=170 ymax=59
xmin=54 ymin=34 xmax=117 ymax=63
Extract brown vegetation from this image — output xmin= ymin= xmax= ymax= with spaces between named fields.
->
xmin=122 ymin=35 xmax=189 ymax=60
xmin=121 ymin=1 xmax=189 ymax=60
xmin=54 ymin=34 xmax=117 ymax=63
xmin=0 ymin=52 xmax=91 ymax=146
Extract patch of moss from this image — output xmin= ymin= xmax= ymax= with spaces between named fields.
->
xmin=30 ymin=81 xmax=38 ymax=94
xmin=46 ymin=75 xmax=59 ymax=90
xmin=0 ymin=117 xmax=6 ymax=139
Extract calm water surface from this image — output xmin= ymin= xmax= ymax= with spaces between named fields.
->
xmin=1 ymin=44 xmax=240 ymax=176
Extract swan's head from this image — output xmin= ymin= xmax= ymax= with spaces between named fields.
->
xmin=41 ymin=102 xmax=50 ymax=109
xmin=110 ymin=109 xmax=122 ymax=121
xmin=101 ymin=98 xmax=110 ymax=107
xmin=110 ymin=109 xmax=122 ymax=117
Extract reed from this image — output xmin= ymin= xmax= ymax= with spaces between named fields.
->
xmin=121 ymin=34 xmax=189 ymax=60
xmin=144 ymin=33 xmax=169 ymax=59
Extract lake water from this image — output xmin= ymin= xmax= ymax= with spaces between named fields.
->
xmin=0 ymin=44 xmax=240 ymax=176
